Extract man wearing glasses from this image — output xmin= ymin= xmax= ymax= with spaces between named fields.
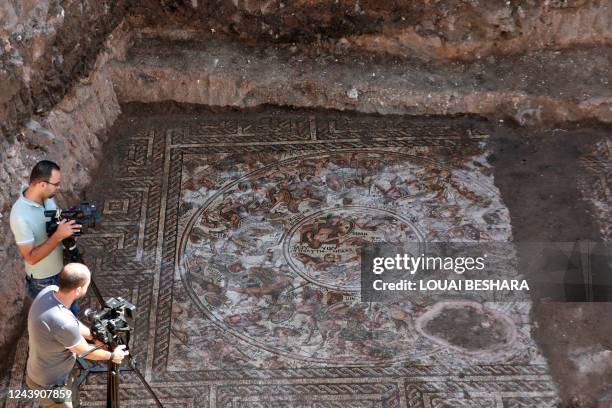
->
xmin=10 ymin=160 xmax=82 ymax=315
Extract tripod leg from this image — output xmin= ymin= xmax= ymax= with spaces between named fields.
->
xmin=89 ymin=278 xmax=107 ymax=309
xmin=126 ymin=356 xmax=164 ymax=407
xmin=107 ymin=362 xmax=121 ymax=408
xmin=67 ymin=246 xmax=106 ymax=307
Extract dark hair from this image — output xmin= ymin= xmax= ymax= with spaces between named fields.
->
xmin=30 ymin=160 xmax=60 ymax=184
xmin=58 ymin=264 xmax=89 ymax=291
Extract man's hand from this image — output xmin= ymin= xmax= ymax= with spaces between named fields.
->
xmin=70 ymin=338 xmax=120 ymax=362
xmin=111 ymin=345 xmax=129 ymax=364
xmin=54 ymin=219 xmax=81 ymax=241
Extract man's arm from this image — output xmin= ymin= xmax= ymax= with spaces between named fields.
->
xmin=17 ymin=236 xmax=62 ymax=266
xmin=15 ymin=219 xmax=80 ymax=266
xmin=78 ymin=322 xmax=93 ymax=341
xmin=68 ymin=338 xmax=128 ymax=364
xmin=69 ymin=338 xmax=112 ymax=361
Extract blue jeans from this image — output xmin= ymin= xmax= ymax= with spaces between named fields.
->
xmin=27 ymin=274 xmax=80 ymax=319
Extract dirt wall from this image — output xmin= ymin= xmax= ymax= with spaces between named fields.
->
xmin=132 ymin=0 xmax=612 ymax=59
xmin=0 ymin=3 xmax=130 ymax=366
xmin=0 ymin=0 xmax=128 ymax=140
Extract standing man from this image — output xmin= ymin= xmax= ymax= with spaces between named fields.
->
xmin=10 ymin=160 xmax=81 ymax=314
xmin=26 ymin=263 xmax=128 ymax=407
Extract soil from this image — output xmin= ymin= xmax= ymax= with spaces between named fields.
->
xmin=0 ymin=0 xmax=129 ymax=139
xmin=131 ymin=0 xmax=612 ymax=58
xmin=488 ymin=122 xmax=612 ymax=407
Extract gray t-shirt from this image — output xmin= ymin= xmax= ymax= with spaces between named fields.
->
xmin=27 ymin=285 xmax=81 ymax=386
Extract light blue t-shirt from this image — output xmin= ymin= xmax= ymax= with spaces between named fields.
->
xmin=9 ymin=191 xmax=64 ymax=279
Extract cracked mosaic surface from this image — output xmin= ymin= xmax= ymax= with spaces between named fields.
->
xmin=578 ymin=138 xmax=612 ymax=242
xmin=176 ymin=148 xmax=527 ymax=367
xmin=4 ymin=111 xmax=560 ymax=407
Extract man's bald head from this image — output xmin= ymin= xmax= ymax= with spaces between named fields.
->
xmin=58 ymin=263 xmax=91 ymax=292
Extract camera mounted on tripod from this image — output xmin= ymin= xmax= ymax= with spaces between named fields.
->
xmin=45 ymin=198 xmax=163 ymax=406
xmin=83 ymin=298 xmax=136 ymax=346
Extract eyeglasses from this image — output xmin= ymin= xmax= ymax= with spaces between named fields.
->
xmin=46 ymin=180 xmax=61 ymax=187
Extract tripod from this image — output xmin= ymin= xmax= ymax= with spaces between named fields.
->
xmin=66 ymin=241 xmax=164 ymax=408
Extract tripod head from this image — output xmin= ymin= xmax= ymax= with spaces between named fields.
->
xmin=83 ymin=297 xmax=136 ymax=346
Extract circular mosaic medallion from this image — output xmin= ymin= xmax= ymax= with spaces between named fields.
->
xmin=284 ymin=206 xmax=423 ymax=291
xmin=178 ymin=150 xmax=512 ymax=364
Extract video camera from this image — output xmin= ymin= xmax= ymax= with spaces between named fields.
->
xmin=45 ymin=201 xmax=102 ymax=237
xmin=83 ymin=297 xmax=136 ymax=346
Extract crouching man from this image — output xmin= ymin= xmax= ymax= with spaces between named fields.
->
xmin=26 ymin=263 xmax=128 ymax=407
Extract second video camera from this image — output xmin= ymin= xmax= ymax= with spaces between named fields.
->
xmin=83 ymin=297 xmax=136 ymax=345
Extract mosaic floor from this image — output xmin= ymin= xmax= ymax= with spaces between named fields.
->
xmin=579 ymin=138 xmax=612 ymax=242
xmin=5 ymin=110 xmax=561 ymax=407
